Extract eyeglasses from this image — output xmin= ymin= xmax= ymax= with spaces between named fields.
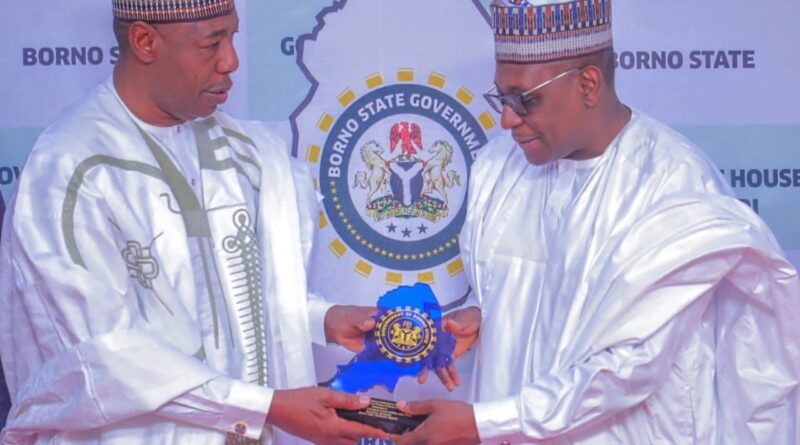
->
xmin=483 ymin=67 xmax=580 ymax=116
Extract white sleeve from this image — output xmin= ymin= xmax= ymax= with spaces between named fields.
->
xmin=472 ymin=292 xmax=712 ymax=443
xmin=472 ymin=193 xmax=800 ymax=443
xmin=306 ymin=291 xmax=334 ymax=346
xmin=157 ymin=377 xmax=273 ymax=440
xmin=0 ymin=189 xmax=271 ymax=441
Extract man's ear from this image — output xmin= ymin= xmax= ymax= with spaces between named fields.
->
xmin=579 ymin=65 xmax=603 ymax=107
xmin=128 ymin=21 xmax=159 ymax=64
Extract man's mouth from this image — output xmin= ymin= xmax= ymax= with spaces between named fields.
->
xmin=514 ymin=136 xmax=540 ymax=147
xmin=204 ymin=87 xmax=230 ymax=104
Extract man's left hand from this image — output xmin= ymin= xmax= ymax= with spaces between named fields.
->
xmin=324 ymin=305 xmax=377 ymax=353
xmin=417 ymin=306 xmax=481 ymax=391
xmin=392 ymin=399 xmax=480 ymax=445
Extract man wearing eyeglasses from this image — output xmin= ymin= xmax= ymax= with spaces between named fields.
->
xmin=393 ymin=1 xmax=800 ymax=444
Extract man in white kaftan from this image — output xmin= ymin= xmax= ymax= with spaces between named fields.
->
xmin=0 ymin=2 xmax=388 ymax=444
xmin=458 ymin=113 xmax=800 ymax=444
xmin=393 ymin=1 xmax=800 ymax=444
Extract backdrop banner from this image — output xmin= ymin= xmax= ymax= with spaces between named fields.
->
xmin=1 ymin=1 xmax=798 ymax=441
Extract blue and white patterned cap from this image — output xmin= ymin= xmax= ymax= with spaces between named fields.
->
xmin=490 ymin=0 xmax=612 ymax=63
xmin=112 ymin=0 xmax=235 ymax=23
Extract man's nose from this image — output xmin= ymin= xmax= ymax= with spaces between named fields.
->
xmin=217 ymin=39 xmax=239 ymax=74
xmin=500 ymin=104 xmax=523 ymax=130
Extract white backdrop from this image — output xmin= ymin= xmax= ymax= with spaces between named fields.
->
xmin=1 ymin=1 xmax=799 ymax=440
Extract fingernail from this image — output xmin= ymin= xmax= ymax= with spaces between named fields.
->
xmin=396 ymin=401 xmax=407 ymax=409
xmin=358 ymin=395 xmax=371 ymax=404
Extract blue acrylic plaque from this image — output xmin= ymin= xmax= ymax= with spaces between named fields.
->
xmin=329 ymin=283 xmax=456 ymax=394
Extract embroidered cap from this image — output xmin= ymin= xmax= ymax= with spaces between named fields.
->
xmin=112 ymin=0 xmax=235 ymax=23
xmin=491 ymin=0 xmax=612 ymax=64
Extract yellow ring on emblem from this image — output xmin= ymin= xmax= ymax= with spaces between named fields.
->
xmin=375 ymin=307 xmax=437 ymax=364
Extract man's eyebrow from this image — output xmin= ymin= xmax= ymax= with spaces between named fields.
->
xmin=201 ymin=29 xmax=228 ymax=40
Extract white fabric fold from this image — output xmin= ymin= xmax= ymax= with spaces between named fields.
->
xmin=463 ymin=111 xmax=800 ymax=444
xmin=0 ymin=79 xmax=320 ymax=445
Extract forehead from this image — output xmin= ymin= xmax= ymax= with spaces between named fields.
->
xmin=163 ymin=10 xmax=239 ymax=39
xmin=494 ymin=61 xmax=561 ymax=92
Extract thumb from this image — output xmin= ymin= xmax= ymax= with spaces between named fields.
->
xmin=325 ymin=390 xmax=371 ymax=410
xmin=360 ymin=317 xmax=376 ymax=332
xmin=396 ymin=399 xmax=435 ymax=416
xmin=443 ymin=318 xmax=462 ymax=334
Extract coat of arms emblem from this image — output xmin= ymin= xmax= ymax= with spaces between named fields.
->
xmin=352 ymin=121 xmax=462 ymax=223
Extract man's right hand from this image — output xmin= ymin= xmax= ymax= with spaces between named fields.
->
xmin=266 ymin=387 xmax=388 ymax=445
xmin=323 ymin=305 xmax=377 ymax=353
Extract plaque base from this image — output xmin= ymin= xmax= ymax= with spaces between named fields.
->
xmin=336 ymin=398 xmax=427 ymax=434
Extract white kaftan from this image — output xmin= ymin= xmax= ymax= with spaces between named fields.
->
xmin=0 ymin=79 xmax=330 ymax=445
xmin=461 ymin=111 xmax=800 ymax=444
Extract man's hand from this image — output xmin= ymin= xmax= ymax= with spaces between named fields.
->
xmin=266 ymin=387 xmax=388 ymax=445
xmin=392 ymin=399 xmax=480 ymax=445
xmin=444 ymin=306 xmax=481 ymax=358
xmin=324 ymin=305 xmax=377 ymax=353
xmin=417 ymin=306 xmax=481 ymax=391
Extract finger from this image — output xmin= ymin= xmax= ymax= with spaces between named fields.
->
xmin=332 ymin=435 xmax=360 ymax=445
xmin=435 ymin=366 xmax=455 ymax=391
xmin=349 ymin=339 xmax=367 ymax=354
xmin=417 ymin=366 xmax=429 ymax=384
xmin=337 ymin=417 xmax=389 ymax=441
xmin=325 ymin=390 xmax=372 ymax=410
xmin=334 ymin=432 xmax=375 ymax=445
xmin=391 ymin=431 xmax=415 ymax=445
xmin=396 ymin=399 xmax=436 ymax=415
xmin=359 ymin=306 xmax=379 ymax=321
xmin=392 ymin=426 xmax=425 ymax=445
xmin=447 ymin=363 xmax=461 ymax=386
xmin=360 ymin=317 xmax=376 ymax=332
xmin=337 ymin=419 xmax=389 ymax=442
xmin=443 ymin=318 xmax=462 ymax=334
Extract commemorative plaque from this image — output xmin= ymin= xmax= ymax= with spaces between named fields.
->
xmin=328 ymin=283 xmax=455 ymax=434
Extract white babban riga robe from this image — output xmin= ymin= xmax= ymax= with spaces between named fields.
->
xmin=461 ymin=111 xmax=800 ymax=444
xmin=0 ymin=79 xmax=331 ymax=445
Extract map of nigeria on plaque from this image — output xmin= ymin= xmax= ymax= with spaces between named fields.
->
xmin=328 ymin=283 xmax=455 ymax=394
xmin=328 ymin=283 xmax=455 ymax=434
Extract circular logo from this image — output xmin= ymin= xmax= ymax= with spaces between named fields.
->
xmin=319 ymin=81 xmax=488 ymax=271
xmin=375 ymin=307 xmax=436 ymax=364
